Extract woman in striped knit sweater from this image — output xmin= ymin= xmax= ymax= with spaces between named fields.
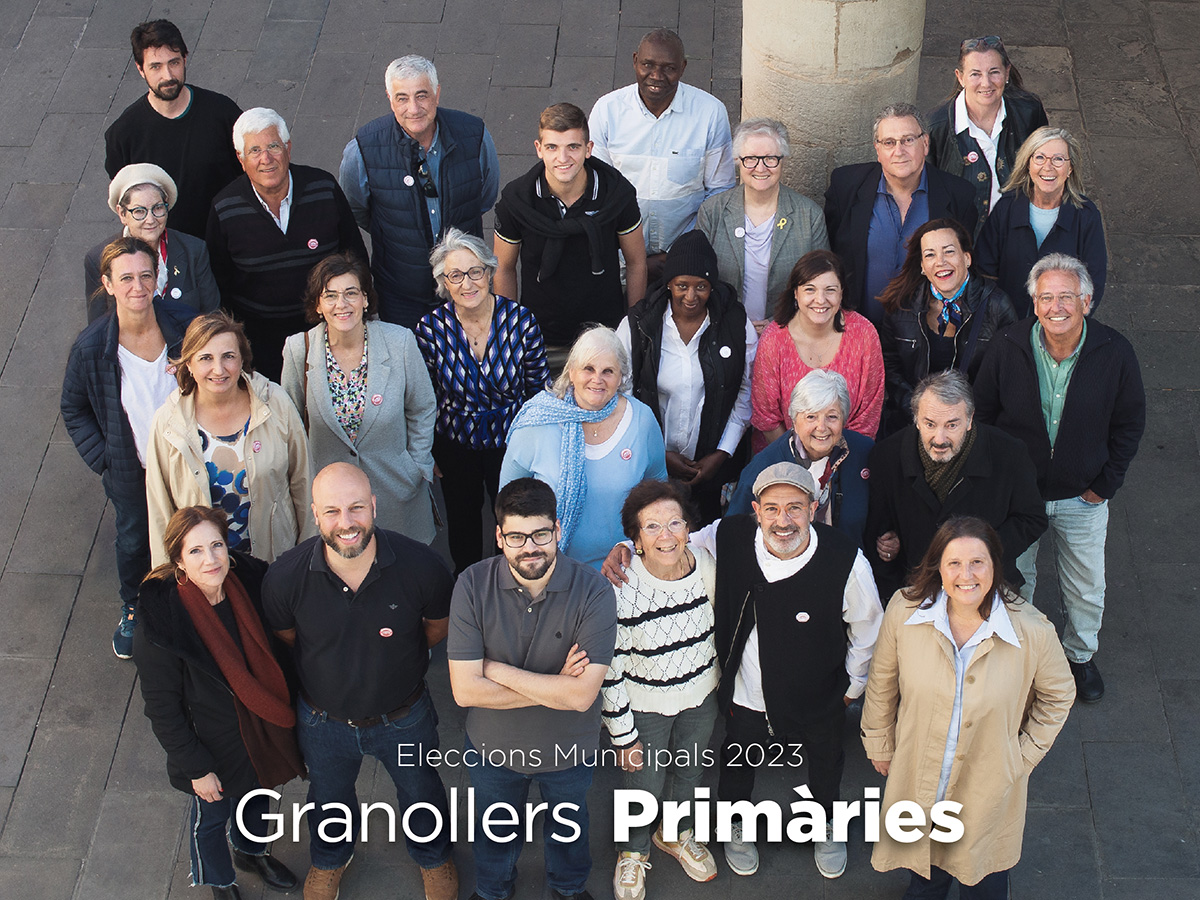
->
xmin=602 ymin=480 xmax=720 ymax=900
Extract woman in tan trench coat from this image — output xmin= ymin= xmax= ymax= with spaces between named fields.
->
xmin=861 ymin=516 xmax=1074 ymax=899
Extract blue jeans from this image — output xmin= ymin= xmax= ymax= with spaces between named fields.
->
xmin=189 ymin=786 xmax=270 ymax=887
xmin=903 ymin=866 xmax=1009 ymax=899
xmin=103 ymin=470 xmax=150 ymax=605
xmin=1017 ymin=495 xmax=1108 ymax=663
xmin=464 ymin=734 xmax=593 ymax=899
xmin=297 ymin=689 xmax=452 ymax=870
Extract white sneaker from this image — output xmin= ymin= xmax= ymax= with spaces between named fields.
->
xmin=652 ymin=826 xmax=717 ymax=882
xmin=613 ymin=851 xmax=651 ymax=900
xmin=813 ymin=830 xmax=846 ymax=879
xmin=723 ymin=821 xmax=759 ymax=876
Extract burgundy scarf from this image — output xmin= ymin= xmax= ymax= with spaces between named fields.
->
xmin=177 ymin=572 xmax=306 ymax=788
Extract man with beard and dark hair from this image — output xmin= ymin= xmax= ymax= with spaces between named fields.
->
xmin=105 ymin=19 xmax=243 ymax=237
xmin=863 ymin=369 xmax=1047 ymax=600
xmin=448 ymin=477 xmax=617 ymax=900
xmin=262 ymin=463 xmax=458 ymax=900
xmin=601 ymin=462 xmax=882 ymax=881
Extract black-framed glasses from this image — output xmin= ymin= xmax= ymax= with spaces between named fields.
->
xmin=738 ymin=155 xmax=782 ymax=169
xmin=874 ymin=133 xmax=925 ymax=149
xmin=960 ymin=35 xmax=1004 ymax=53
xmin=444 ymin=266 xmax=487 ymax=284
xmin=417 ymin=159 xmax=438 ymax=198
xmin=500 ymin=528 xmax=556 ymax=549
xmin=122 ymin=201 xmax=169 ymax=221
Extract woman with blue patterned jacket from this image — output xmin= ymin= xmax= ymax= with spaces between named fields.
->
xmin=415 ymin=228 xmax=550 ymax=574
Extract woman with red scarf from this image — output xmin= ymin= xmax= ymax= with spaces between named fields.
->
xmin=134 ymin=506 xmax=305 ymax=900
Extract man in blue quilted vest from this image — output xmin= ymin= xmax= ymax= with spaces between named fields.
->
xmin=340 ymin=55 xmax=500 ymax=328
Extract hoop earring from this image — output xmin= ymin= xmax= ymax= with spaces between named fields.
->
xmin=175 ymin=568 xmax=188 ymax=585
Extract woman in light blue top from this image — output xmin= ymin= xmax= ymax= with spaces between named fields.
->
xmin=501 ymin=325 xmax=667 ymax=568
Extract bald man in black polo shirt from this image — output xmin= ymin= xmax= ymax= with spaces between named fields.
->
xmin=263 ymin=463 xmax=457 ymax=900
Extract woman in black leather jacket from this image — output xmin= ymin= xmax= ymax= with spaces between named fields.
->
xmin=877 ymin=218 xmax=1016 ymax=434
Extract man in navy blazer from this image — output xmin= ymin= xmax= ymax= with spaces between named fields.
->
xmin=824 ymin=103 xmax=977 ymax=325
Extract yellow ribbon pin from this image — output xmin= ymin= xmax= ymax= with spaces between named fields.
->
xmin=777 ymin=217 xmax=787 ymax=229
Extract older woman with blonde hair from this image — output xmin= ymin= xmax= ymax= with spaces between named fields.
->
xmin=697 ymin=117 xmax=828 ymax=331
xmin=975 ymin=126 xmax=1107 ymax=316
xmin=500 ymin=325 xmax=667 ymax=568
xmin=146 ymin=311 xmax=313 ymax=567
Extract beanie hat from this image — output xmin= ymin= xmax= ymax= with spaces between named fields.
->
xmin=662 ymin=230 xmax=719 ymax=285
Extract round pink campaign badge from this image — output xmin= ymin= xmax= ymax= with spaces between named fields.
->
xmin=379 ymin=627 xmax=393 ymax=638
xmin=307 ymin=238 xmax=319 ymax=250
xmin=371 ymin=394 xmax=383 ymax=406
xmin=621 ymin=448 xmax=632 ymax=461
xmin=252 ymin=441 xmax=262 ymax=453
xmin=965 ymin=151 xmax=979 ymax=164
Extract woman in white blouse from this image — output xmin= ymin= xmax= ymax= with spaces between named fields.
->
xmin=618 ymin=231 xmax=757 ymax=523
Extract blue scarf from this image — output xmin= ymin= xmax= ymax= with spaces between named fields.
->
xmin=507 ymin=388 xmax=620 ymax=551
xmin=931 ymin=274 xmax=969 ymax=335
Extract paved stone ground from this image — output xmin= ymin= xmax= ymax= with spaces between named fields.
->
xmin=0 ymin=0 xmax=1197 ymax=898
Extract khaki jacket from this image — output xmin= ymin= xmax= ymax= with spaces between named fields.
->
xmin=861 ymin=590 xmax=1074 ymax=885
xmin=145 ymin=372 xmax=314 ymax=567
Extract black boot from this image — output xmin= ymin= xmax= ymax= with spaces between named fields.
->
xmin=211 ymin=886 xmax=242 ymax=900
xmin=232 ymin=849 xmax=300 ymax=892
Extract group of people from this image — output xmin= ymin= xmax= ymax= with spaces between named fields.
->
xmin=57 ymin=15 xmax=1148 ymax=900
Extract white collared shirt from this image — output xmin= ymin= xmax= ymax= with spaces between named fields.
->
xmin=905 ymin=591 xmax=1021 ymax=801
xmin=589 ymin=82 xmax=736 ymax=253
xmin=686 ymin=524 xmax=883 ymax=709
xmin=616 ymin=310 xmax=758 ymax=459
xmin=954 ymin=91 xmax=1007 ymax=211
xmin=253 ymin=171 xmax=294 ymax=233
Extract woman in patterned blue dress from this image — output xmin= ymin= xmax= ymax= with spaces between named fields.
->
xmin=415 ymin=228 xmax=550 ymax=574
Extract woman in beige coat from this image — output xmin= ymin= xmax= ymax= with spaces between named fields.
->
xmin=146 ymin=311 xmax=313 ymax=567
xmin=862 ymin=516 xmax=1074 ymax=899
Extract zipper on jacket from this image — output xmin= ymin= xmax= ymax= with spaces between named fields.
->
xmin=723 ymin=588 xmax=775 ymax=736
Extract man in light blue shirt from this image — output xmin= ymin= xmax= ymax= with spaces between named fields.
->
xmin=589 ymin=29 xmax=735 ymax=284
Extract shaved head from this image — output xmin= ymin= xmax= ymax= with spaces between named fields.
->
xmin=311 ymin=464 xmax=377 ymax=559
xmin=313 ymin=462 xmax=372 ymax=506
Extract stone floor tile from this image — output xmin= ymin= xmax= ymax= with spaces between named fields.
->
xmin=1028 ymin=715 xmax=1090 ymax=809
xmin=501 ymin=0 xmax=565 ymax=24
xmin=1069 ymin=24 xmax=1166 ymax=83
xmin=1091 ymin=138 xmax=1200 ymax=234
xmin=0 ymin=385 xmax=61 ymax=558
xmin=76 ymin=0 xmax=149 ymax=49
xmin=267 ymin=0 xmax=330 ymax=19
xmin=486 ymin=86 xmax=555 ymax=156
xmin=0 ymin=658 xmax=54 ymax=786
xmin=491 ymin=23 xmax=558 ymax=88
xmin=1012 ymin=45 xmax=1078 ymax=111
xmin=550 ymin=55 xmax=619 ymax=110
xmin=0 ymin=856 xmax=82 ymax=900
xmin=1016 ymin=807 xmax=1101 ymax=899
xmin=438 ymin=0 xmax=498 ymax=55
xmin=1162 ymin=678 xmax=1200 ymax=817
xmin=107 ymin=696 xmax=175 ymax=794
xmin=0 ymin=573 xmax=80 ymax=660
xmin=238 ymin=79 xmax=303 ymax=125
xmin=1104 ymin=284 xmax=1200 ymax=333
xmin=195 ymin=0 xmax=270 ymax=52
xmin=557 ymin=0 xmax=618 ymax=57
xmin=381 ymin=0 xmax=448 ymax=22
xmin=20 ymin=113 xmax=107 ymax=185
xmin=0 ymin=0 xmax=37 ymax=49
xmin=0 ymin=19 xmax=89 ymax=148
xmin=247 ymin=19 xmax=324 ymax=84
xmin=365 ymin=22 xmax=441 ymax=78
xmin=1061 ymin=0 xmax=1150 ymax=26
xmin=619 ymin=0 xmax=681 ymax=28
xmin=1079 ymin=79 xmax=1183 ymax=139
xmin=1139 ymin=569 xmax=1200 ymax=681
xmin=915 ymin=54 xmax=955 ymax=113
xmin=47 ymin=48 xmax=129 ymax=114
xmin=1104 ymin=878 xmax=1200 ymax=900
xmin=3 ymin=293 xmax=90 ymax=387
xmin=76 ymin=790 xmax=184 ymax=900
xmin=0 ymin=721 xmax=119 ymax=857
xmin=0 ymin=785 xmax=12 ymax=834
xmin=295 ymin=49 xmax=372 ymax=120
xmin=0 ymin=182 xmax=76 ymax=230
xmin=1149 ymin=1 xmax=1200 ymax=52
xmin=432 ymin=53 xmax=496 ymax=119
xmin=6 ymin=443 xmax=106 ymax=577
xmin=290 ymin=115 xmax=357 ymax=176
xmin=1108 ymin=233 xmax=1200 ymax=287
xmin=1085 ymin=740 xmax=1199 ymax=879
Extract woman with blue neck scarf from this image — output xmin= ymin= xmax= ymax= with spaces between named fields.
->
xmin=500 ymin=325 xmax=667 ymax=568
xmin=877 ymin=218 xmax=1016 ymax=435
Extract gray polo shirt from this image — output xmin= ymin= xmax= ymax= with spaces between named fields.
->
xmin=447 ymin=553 xmax=617 ymax=774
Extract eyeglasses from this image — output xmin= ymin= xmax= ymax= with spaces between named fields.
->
xmin=500 ymin=528 xmax=556 ymax=549
xmin=321 ymin=287 xmax=364 ymax=304
xmin=1031 ymin=153 xmax=1069 ymax=169
xmin=758 ymin=503 xmax=812 ymax=521
xmin=641 ymin=518 xmax=688 ymax=538
xmin=122 ymin=201 xmax=169 ymax=221
xmin=244 ymin=141 xmax=286 ymax=160
xmin=738 ymin=155 xmax=782 ymax=169
xmin=1035 ymin=292 xmax=1083 ymax=306
xmin=417 ymin=159 xmax=438 ymax=198
xmin=444 ymin=266 xmax=487 ymax=284
xmin=874 ymin=133 xmax=925 ymax=149
xmin=960 ymin=35 xmax=1004 ymax=53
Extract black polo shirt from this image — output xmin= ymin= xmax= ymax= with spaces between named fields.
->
xmin=494 ymin=160 xmax=642 ymax=345
xmin=262 ymin=529 xmax=453 ymax=720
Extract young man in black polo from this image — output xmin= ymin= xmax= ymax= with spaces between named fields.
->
xmin=262 ymin=463 xmax=457 ymax=900
xmin=493 ymin=103 xmax=647 ymax=373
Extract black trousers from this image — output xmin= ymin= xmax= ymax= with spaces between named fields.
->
xmin=717 ymin=702 xmax=846 ymax=816
xmin=433 ymin=434 xmax=504 ymax=575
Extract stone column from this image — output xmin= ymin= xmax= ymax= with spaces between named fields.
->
xmin=742 ymin=0 xmax=927 ymax=200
